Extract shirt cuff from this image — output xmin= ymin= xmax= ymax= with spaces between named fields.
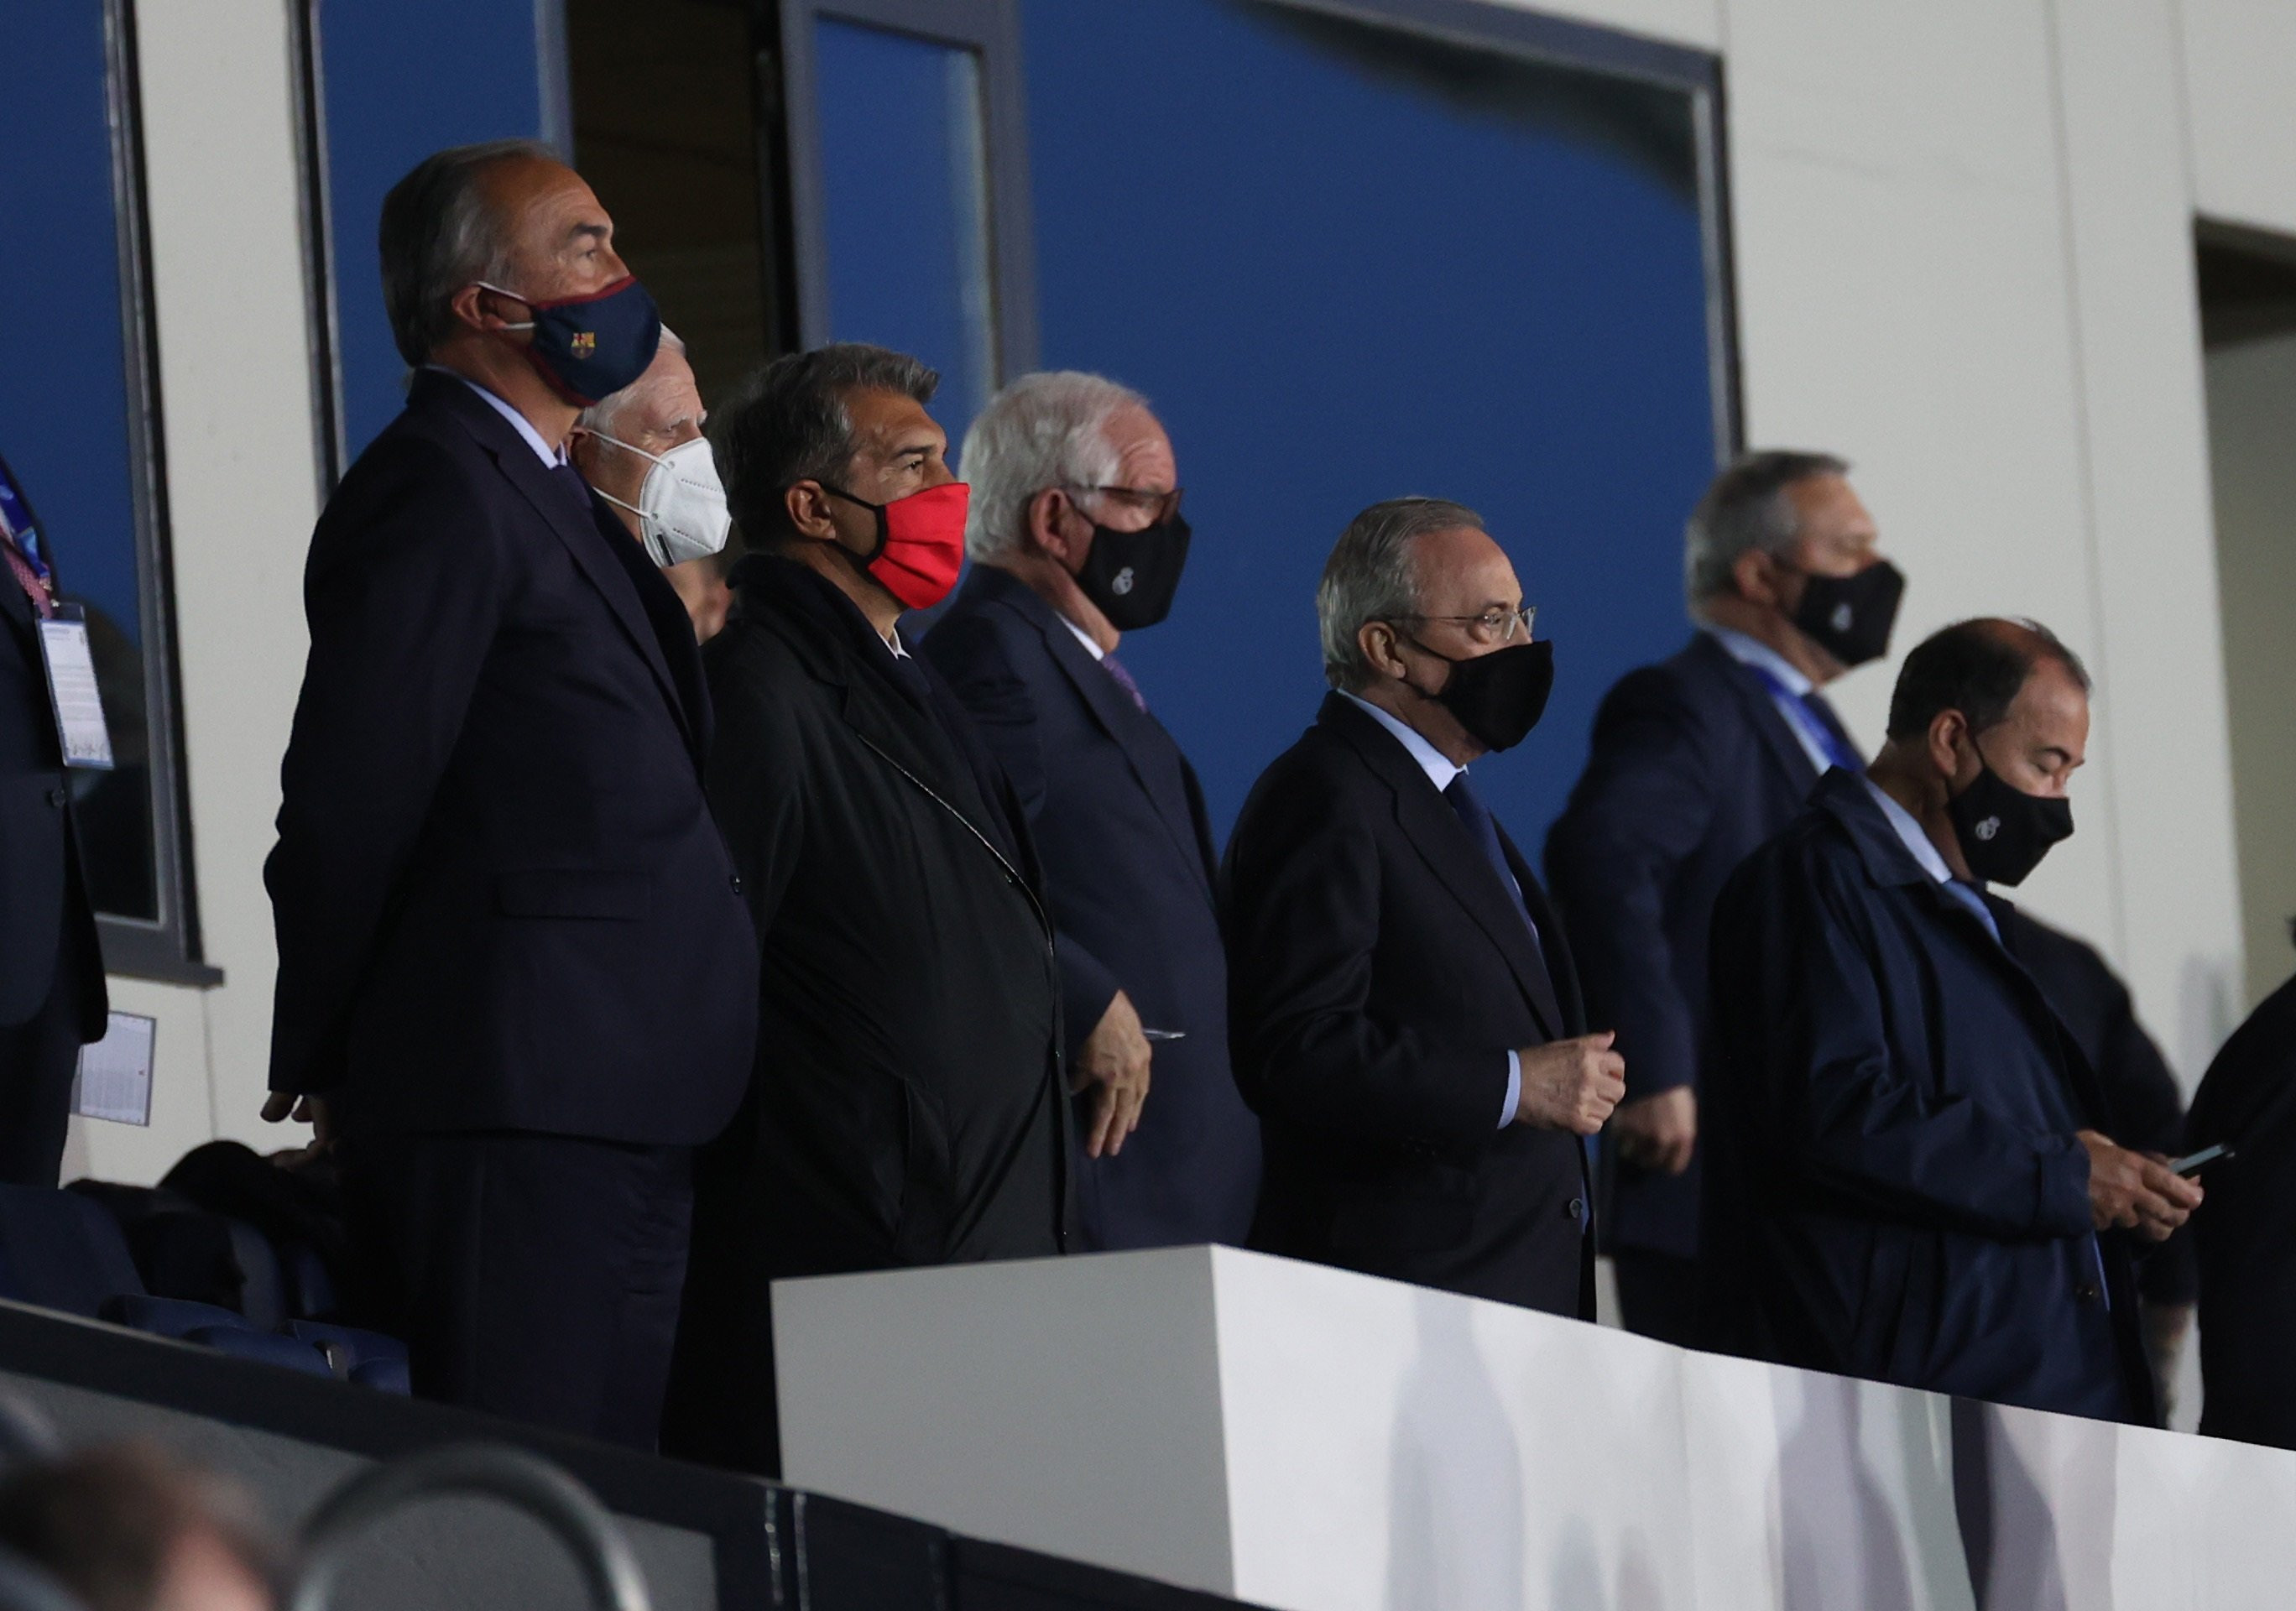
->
xmin=1500 ymin=1049 xmax=1521 ymax=1129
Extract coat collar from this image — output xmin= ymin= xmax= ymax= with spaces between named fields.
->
xmin=410 ymin=371 xmax=694 ymax=751
xmin=1684 ymin=630 xmax=1824 ymax=792
xmin=957 ymin=564 xmax=1214 ymax=895
xmin=1317 ymin=691 xmax=1561 ymax=1038
xmin=1809 ymin=766 xmax=1949 ymax=889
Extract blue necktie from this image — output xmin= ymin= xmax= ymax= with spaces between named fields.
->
xmin=1746 ymin=664 xmax=1862 ymax=774
xmin=1098 ymin=652 xmax=1149 ymax=713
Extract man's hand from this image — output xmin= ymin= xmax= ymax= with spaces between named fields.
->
xmin=1515 ymin=1032 xmax=1626 ymax=1135
xmin=1072 ymin=990 xmax=1152 ymax=1160
xmin=2079 ymin=1130 xmax=2201 ymax=1241
xmin=1613 ymin=1084 xmax=1696 ymax=1176
xmin=260 ymin=1090 xmax=336 ymax=1152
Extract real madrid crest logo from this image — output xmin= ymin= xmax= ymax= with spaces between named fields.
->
xmin=571 ymin=331 xmax=597 ymax=357
xmin=1974 ymin=816 xmax=2001 ymax=841
xmin=1829 ymin=602 xmax=1854 ymax=632
xmin=1112 ymin=566 xmax=1135 ymax=594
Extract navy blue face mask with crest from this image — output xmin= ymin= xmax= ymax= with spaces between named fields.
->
xmin=477 ymin=277 xmax=662 ymax=407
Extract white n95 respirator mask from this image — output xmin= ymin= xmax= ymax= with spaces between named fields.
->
xmin=589 ymin=434 xmax=733 ymax=567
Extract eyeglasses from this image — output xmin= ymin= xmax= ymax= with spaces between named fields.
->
xmin=1392 ymin=606 xmax=1537 ymax=646
xmin=1062 ymin=484 xmax=1186 ymax=525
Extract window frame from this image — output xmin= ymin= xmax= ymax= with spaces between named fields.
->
xmin=774 ymin=0 xmax=1041 ymax=383
xmin=91 ymin=0 xmax=217 ymax=986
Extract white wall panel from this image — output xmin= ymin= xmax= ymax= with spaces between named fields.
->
xmin=2176 ymin=0 xmax=2296 ymax=236
xmin=2050 ymin=0 xmax=2244 ymax=1077
xmin=125 ymin=0 xmax=316 ymax=1172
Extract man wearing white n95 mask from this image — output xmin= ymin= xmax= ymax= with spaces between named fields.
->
xmin=572 ymin=330 xmax=733 ymax=581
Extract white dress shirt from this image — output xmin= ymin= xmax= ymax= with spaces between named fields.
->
xmin=425 ymin=366 xmax=566 ymax=467
xmin=1339 ymin=691 xmax=1522 ymax=1129
xmin=1860 ymin=775 xmax=2001 ymax=943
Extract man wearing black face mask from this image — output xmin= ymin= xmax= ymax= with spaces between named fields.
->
xmin=1223 ymin=498 xmax=1623 ymax=1316
xmin=1698 ymin=618 xmax=2199 ymax=1423
xmin=1547 ymin=450 xmax=1899 ymax=1345
xmin=924 ymin=373 xmax=1259 ymax=1251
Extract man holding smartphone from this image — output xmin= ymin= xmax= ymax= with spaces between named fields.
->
xmin=1699 ymin=618 xmax=2199 ymax=1424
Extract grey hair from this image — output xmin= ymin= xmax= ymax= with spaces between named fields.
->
xmin=959 ymin=371 xmax=1145 ymax=560
xmin=711 ymin=343 xmax=939 ymax=545
xmin=1683 ymin=449 xmax=1851 ymax=605
xmin=378 ymin=138 xmax=558 ymax=367
xmin=1317 ymin=498 xmax=1485 ymax=691
xmin=576 ymin=328 xmax=687 ymax=438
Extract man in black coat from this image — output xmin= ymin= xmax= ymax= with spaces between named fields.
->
xmin=923 ymin=372 xmax=1257 ymax=1249
xmin=2186 ymin=966 xmax=2296 ymax=1449
xmin=1699 ymin=618 xmax=2196 ymax=1422
xmin=263 ymin=143 xmax=756 ymax=1446
xmin=662 ymin=345 xmax=1067 ymax=1477
xmin=1224 ymin=498 xmax=1623 ymax=1316
xmin=0 ymin=457 xmax=109 ymax=1186
xmin=1546 ymin=450 xmax=1898 ymax=1344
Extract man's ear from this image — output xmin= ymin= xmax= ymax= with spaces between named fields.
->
xmin=1730 ymin=545 xmax=1786 ymax=610
xmin=1928 ymin=708 xmax=1973 ymax=784
xmin=783 ymin=481 xmax=839 ymax=542
xmin=1358 ymin=619 xmax=1405 ymax=682
xmin=1027 ymin=487 xmax=1078 ymax=563
xmin=448 ymin=283 xmax=510 ymax=338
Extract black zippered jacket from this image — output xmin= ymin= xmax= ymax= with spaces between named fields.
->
xmin=665 ymin=553 xmax=1067 ymax=1473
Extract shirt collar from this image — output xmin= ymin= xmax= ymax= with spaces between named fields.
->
xmin=1705 ymin=624 xmax=1813 ymax=698
xmin=426 ymin=366 xmax=565 ymax=468
xmin=886 ymin=628 xmax=910 ymax=660
xmin=1860 ymin=774 xmax=1954 ymax=885
xmin=1339 ymin=691 xmax=1464 ymax=795
xmin=1058 ymin=613 xmax=1105 ymax=662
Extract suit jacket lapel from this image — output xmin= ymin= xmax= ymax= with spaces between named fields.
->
xmin=425 ymin=375 xmax=694 ymax=752
xmin=1322 ymin=696 xmax=1562 ymax=1040
xmin=1692 ymin=632 xmax=1823 ymax=795
xmin=991 ymin=573 xmax=1215 ymax=899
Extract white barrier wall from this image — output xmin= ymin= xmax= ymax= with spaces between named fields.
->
xmin=775 ymin=1246 xmax=2296 ymax=1611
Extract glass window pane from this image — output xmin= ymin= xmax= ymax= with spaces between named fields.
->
xmin=814 ymin=18 xmax=997 ymax=445
xmin=317 ymin=0 xmax=547 ymax=456
xmin=1020 ymin=0 xmax=1721 ymax=847
xmin=0 ymin=3 xmax=160 ymax=920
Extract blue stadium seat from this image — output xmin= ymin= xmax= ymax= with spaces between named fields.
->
xmin=0 ymin=1185 xmax=144 ymax=1317
xmin=184 ymin=1325 xmax=335 ymax=1379
xmin=97 ymin=1295 xmax=251 ymax=1339
xmin=349 ymin=1355 xmax=412 ymax=1395
xmin=284 ymin=1319 xmax=408 ymax=1374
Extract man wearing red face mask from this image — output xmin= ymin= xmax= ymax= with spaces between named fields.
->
xmin=661 ymin=344 xmax=1068 ymax=1477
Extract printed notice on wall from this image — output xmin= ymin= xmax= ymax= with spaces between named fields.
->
xmin=73 ymin=1012 xmax=155 ymax=1127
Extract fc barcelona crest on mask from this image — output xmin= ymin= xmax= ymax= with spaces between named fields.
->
xmin=571 ymin=331 xmax=597 ymax=357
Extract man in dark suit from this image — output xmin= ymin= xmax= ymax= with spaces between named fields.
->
xmin=1224 ymin=498 xmax=1624 ymax=1316
xmin=1547 ymin=450 xmax=1899 ymax=1344
xmin=923 ymin=372 xmax=1257 ymax=1249
xmin=662 ymin=344 xmax=1067 ymax=1477
xmin=1699 ymin=618 xmax=2197 ymax=1422
xmin=262 ymin=142 xmax=756 ymax=1446
xmin=0 ymin=458 xmax=109 ymax=1186
xmin=2186 ymin=962 xmax=2296 ymax=1449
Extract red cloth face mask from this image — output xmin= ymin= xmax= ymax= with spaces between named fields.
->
xmin=817 ymin=481 xmax=969 ymax=610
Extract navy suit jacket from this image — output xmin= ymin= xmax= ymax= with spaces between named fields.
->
xmin=265 ymin=371 xmax=757 ymax=1143
xmin=1699 ymin=769 xmax=2154 ymax=1424
xmin=1546 ymin=631 xmax=1842 ymax=1259
xmin=1224 ymin=693 xmax=1593 ymax=1317
xmin=0 ymin=541 xmax=106 ymax=1040
xmin=922 ymin=566 xmax=1257 ymax=1249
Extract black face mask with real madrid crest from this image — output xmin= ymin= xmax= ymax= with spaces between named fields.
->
xmin=1945 ymin=743 xmax=2074 ymax=887
xmin=1073 ymin=511 xmax=1192 ymax=631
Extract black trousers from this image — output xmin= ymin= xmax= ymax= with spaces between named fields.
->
xmin=1614 ymin=1246 xmax=1701 ymax=1347
xmin=0 ymin=915 xmax=84 ymax=1186
xmin=341 ymin=1131 xmax=694 ymax=1449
